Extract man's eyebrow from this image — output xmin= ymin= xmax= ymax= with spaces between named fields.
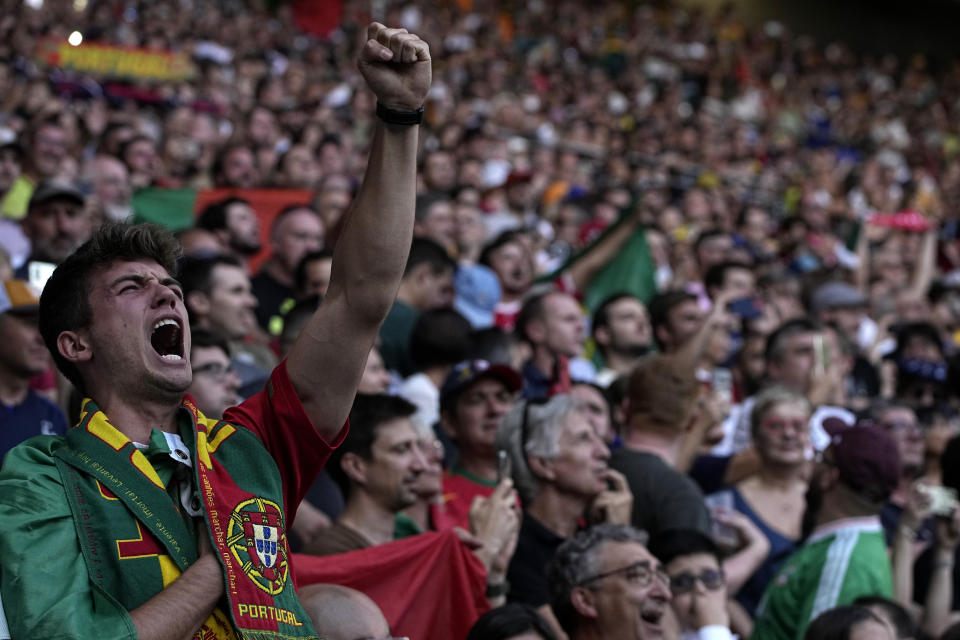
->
xmin=109 ymin=274 xmax=147 ymax=289
xmin=162 ymin=277 xmax=182 ymax=289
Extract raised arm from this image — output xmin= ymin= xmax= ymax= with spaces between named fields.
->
xmin=285 ymin=23 xmax=431 ymax=442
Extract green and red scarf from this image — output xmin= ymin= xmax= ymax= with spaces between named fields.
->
xmin=53 ymin=398 xmax=319 ymax=640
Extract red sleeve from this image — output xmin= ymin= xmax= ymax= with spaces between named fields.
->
xmin=222 ymin=360 xmax=348 ymax=523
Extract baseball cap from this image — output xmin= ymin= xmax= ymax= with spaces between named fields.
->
xmin=627 ymin=354 xmax=700 ymax=429
xmin=0 ymin=279 xmax=40 ymax=315
xmin=826 ymin=424 xmax=901 ymax=503
xmin=440 ymin=359 xmax=522 ymax=410
xmin=28 ymin=179 xmax=85 ymax=210
xmin=453 ymin=264 xmax=501 ymax=329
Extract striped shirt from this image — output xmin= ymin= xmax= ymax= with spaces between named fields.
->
xmin=751 ymin=517 xmax=893 ymax=640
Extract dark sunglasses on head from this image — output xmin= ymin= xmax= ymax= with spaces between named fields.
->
xmin=668 ymin=568 xmax=725 ymax=594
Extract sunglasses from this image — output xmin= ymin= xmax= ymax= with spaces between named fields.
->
xmin=668 ymin=568 xmax=725 ymax=594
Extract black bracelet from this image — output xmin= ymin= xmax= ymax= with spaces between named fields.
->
xmin=376 ymin=101 xmax=424 ymax=125
xmin=485 ymin=581 xmax=510 ymax=598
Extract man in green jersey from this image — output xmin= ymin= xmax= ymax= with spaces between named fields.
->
xmin=752 ymin=424 xmax=901 ymax=640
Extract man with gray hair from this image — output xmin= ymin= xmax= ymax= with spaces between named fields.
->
xmin=548 ymin=523 xmax=672 ymax=640
xmin=497 ymin=394 xmax=632 ymax=634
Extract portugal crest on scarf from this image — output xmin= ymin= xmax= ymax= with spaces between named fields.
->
xmin=228 ymin=497 xmax=289 ymax=595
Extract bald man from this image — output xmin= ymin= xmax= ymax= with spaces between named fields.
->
xmin=298 ymin=584 xmax=391 ymax=640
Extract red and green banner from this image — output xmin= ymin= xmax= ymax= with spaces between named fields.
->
xmin=132 ymin=187 xmax=313 ymax=271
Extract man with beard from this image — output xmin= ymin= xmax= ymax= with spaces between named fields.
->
xmin=591 ymin=293 xmax=652 ymax=388
xmin=194 ymin=196 xmax=262 ymax=269
xmin=180 ymin=254 xmax=275 ymax=398
xmin=752 ymin=424 xmax=900 ymax=640
xmin=15 ymin=180 xmax=93 ymax=280
xmin=548 ymin=524 xmax=671 ymax=640
xmin=303 ymin=394 xmax=428 ymax=556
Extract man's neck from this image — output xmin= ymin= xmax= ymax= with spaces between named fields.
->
xmin=337 ymin=493 xmax=401 ymax=547
xmin=527 ymin=486 xmax=590 ymax=538
xmin=456 ymin=453 xmax=498 ymax=484
xmin=531 ymin=347 xmax=557 ymax=380
xmin=401 ymin=499 xmax=430 ymax=532
xmin=603 ymin=349 xmax=644 ymax=376
xmin=89 ymin=392 xmax=182 ymax=443
xmin=755 ymin=463 xmax=806 ymax=491
xmin=0 ymin=366 xmax=30 ymax=407
xmin=261 ymin=257 xmax=294 ymax=289
xmin=621 ymin=423 xmax=681 ymax=467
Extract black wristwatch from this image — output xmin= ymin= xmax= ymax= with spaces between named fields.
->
xmin=376 ymin=101 xmax=424 ymax=125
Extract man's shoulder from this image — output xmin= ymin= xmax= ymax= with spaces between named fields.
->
xmin=0 ymin=435 xmax=68 ymax=499
xmin=610 ymin=447 xmax=682 ymax=482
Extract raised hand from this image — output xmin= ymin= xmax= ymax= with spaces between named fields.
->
xmin=357 ymin=22 xmax=432 ymax=111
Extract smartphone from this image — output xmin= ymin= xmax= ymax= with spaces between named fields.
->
xmin=497 ymin=450 xmax=512 ymax=484
xmin=712 ymin=367 xmax=733 ymax=405
xmin=727 ymin=297 xmax=764 ymax=320
xmin=703 ymin=493 xmax=739 ymax=549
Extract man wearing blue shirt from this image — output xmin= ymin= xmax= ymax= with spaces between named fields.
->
xmin=0 ymin=279 xmax=66 ymax=462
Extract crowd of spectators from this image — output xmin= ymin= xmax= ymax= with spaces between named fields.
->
xmin=6 ymin=0 xmax=960 ymax=638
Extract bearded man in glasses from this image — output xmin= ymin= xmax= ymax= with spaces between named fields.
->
xmin=548 ymin=523 xmax=672 ymax=640
xmin=650 ymin=529 xmax=734 ymax=640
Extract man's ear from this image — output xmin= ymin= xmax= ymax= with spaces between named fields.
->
xmin=57 ymin=330 xmax=92 ymax=365
xmin=340 ymin=452 xmax=367 ymax=486
xmin=527 ymin=454 xmax=555 ymax=482
xmin=439 ymin=409 xmax=458 ymax=440
xmin=526 ymin=317 xmax=547 ymax=344
xmin=186 ymin=291 xmax=211 ymax=318
xmin=571 ymin=586 xmax=598 ymax=619
xmin=654 ymin=325 xmax=670 ymax=350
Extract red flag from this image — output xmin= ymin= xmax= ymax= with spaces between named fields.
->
xmin=291 ymin=0 xmax=343 ymax=38
xmin=293 ymin=529 xmax=490 ymax=640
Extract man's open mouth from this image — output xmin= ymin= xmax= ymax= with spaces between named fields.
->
xmin=151 ymin=318 xmax=183 ymax=360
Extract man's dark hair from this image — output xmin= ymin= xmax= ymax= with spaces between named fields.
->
xmin=179 ymin=254 xmax=244 ymax=300
xmin=466 ymin=604 xmax=557 ymax=640
xmin=647 ymin=289 xmax=697 ymax=350
xmin=693 ymin=228 xmax=729 ymax=256
xmin=852 ymin=596 xmax=917 ymax=639
xmin=478 ymin=230 xmax=525 ymax=268
xmin=119 ymin=135 xmax=155 ymax=166
xmin=467 ymin=327 xmax=521 ymax=367
xmin=195 ymin=196 xmax=251 ymax=233
xmin=403 ymin=237 xmax=455 ymax=278
xmin=414 ymin=191 xmax=450 ymax=223
xmin=190 ymin=327 xmax=231 ymax=359
xmin=548 ymin=524 xmax=649 ymax=634
xmin=326 ymin=394 xmax=417 ymax=496
xmin=515 ymin=291 xmax=552 ymax=346
xmin=591 ymin=292 xmax=643 ymax=348
xmin=410 ymin=309 xmax=472 ymax=370
xmin=648 ymin=529 xmax=720 ymax=566
xmin=294 ymin=248 xmax=334 ymax=295
xmin=804 ymin=605 xmax=884 ymax=640
xmin=703 ymin=261 xmax=752 ymax=294
xmin=39 ymin=222 xmax=182 ymax=393
xmin=211 ymin=144 xmax=253 ymax=185
xmin=764 ymin=317 xmax=820 ymax=364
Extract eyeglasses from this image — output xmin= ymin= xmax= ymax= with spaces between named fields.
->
xmin=577 ymin=560 xmax=671 ymax=590
xmin=191 ymin=362 xmax=234 ymax=381
xmin=668 ymin=568 xmax=725 ymax=594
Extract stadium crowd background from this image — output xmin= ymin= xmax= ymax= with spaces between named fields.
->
xmin=5 ymin=0 xmax=960 ymax=638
